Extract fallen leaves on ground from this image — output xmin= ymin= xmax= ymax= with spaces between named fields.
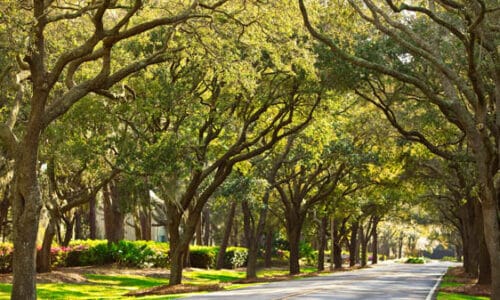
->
xmin=440 ymin=267 xmax=491 ymax=297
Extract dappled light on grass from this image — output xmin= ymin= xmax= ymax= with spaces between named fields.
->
xmin=184 ymin=269 xmax=246 ymax=284
xmin=0 ymin=267 xmax=320 ymax=299
xmin=0 ymin=274 xmax=168 ymax=300
xmin=85 ymin=274 xmax=167 ymax=287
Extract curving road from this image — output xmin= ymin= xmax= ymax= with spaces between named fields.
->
xmin=185 ymin=261 xmax=457 ymax=300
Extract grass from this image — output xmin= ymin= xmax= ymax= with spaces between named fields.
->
xmin=0 ymin=276 xmax=177 ymax=300
xmin=437 ymin=273 xmax=490 ymax=300
xmin=0 ymin=267 xmax=319 ymax=299
xmin=437 ymin=292 xmax=490 ymax=300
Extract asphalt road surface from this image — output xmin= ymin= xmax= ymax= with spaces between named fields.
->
xmin=185 ymin=261 xmax=456 ymax=300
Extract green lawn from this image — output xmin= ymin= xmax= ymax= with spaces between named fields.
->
xmin=437 ymin=292 xmax=490 ymax=300
xmin=0 ymin=267 xmax=318 ymax=299
xmin=0 ymin=275 xmax=179 ymax=300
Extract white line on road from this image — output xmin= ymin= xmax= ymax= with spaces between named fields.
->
xmin=425 ymin=270 xmax=446 ymax=300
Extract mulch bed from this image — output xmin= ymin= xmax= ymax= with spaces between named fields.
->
xmin=439 ymin=267 xmax=491 ymax=297
xmin=126 ymin=283 xmax=224 ymax=296
xmin=0 ymin=265 xmax=170 ymax=284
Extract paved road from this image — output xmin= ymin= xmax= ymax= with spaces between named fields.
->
xmin=185 ymin=261 xmax=457 ymax=300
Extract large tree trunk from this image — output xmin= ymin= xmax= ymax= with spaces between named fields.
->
xmin=478 ymin=237 xmax=491 ymax=285
xmin=74 ymin=209 xmax=83 ymax=240
xmin=11 ymin=150 xmax=43 ymax=300
xmin=89 ymin=195 xmax=97 ymax=239
xmin=246 ymin=242 xmax=258 ymax=279
xmin=241 ymin=198 xmax=261 ymax=279
xmin=317 ymin=216 xmax=327 ymax=271
xmin=202 ymin=208 xmax=210 ymax=246
xmin=479 ymin=189 xmax=498 ymax=294
xmin=332 ymin=218 xmax=342 ymax=269
xmin=140 ymin=208 xmax=152 ymax=241
xmin=285 ymin=215 xmax=305 ymax=275
xmin=371 ymin=217 xmax=379 ymax=265
xmin=287 ymin=225 xmax=301 ymax=275
xmin=470 ymin=133 xmax=500 ymax=297
xmin=264 ymin=230 xmax=273 ymax=268
xmin=62 ymin=215 xmax=75 ymax=247
xmin=242 ymin=189 xmax=272 ymax=279
xmin=215 ymin=201 xmax=236 ymax=270
xmin=103 ymin=182 xmax=125 ymax=244
xmin=359 ymin=226 xmax=368 ymax=267
xmin=398 ymin=233 xmax=403 ymax=259
xmin=348 ymin=220 xmax=359 ymax=267
xmin=458 ymin=197 xmax=481 ymax=277
xmin=242 ymin=201 xmax=252 ymax=249
xmin=195 ymin=214 xmax=203 ymax=245
xmin=37 ymin=219 xmax=57 ymax=273
xmin=169 ymin=244 xmax=188 ymax=285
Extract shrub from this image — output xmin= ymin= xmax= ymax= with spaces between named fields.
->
xmin=441 ymin=256 xmax=457 ymax=262
xmin=299 ymin=242 xmax=316 ymax=265
xmin=66 ymin=240 xmax=170 ymax=268
xmin=79 ymin=242 xmax=113 ymax=266
xmin=141 ymin=241 xmax=170 ymax=268
xmin=224 ymin=247 xmax=248 ymax=269
xmin=277 ymin=249 xmax=290 ymax=260
xmin=405 ymin=257 xmax=425 ymax=264
xmin=189 ymin=246 xmax=218 ymax=268
xmin=50 ymin=246 xmax=71 ymax=267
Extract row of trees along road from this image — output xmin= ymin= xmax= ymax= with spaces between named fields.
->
xmin=0 ymin=0 xmax=497 ymax=299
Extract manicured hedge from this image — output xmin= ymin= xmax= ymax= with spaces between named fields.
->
xmin=188 ymin=246 xmax=248 ymax=269
xmin=189 ymin=246 xmax=218 ymax=268
xmin=65 ymin=240 xmax=170 ymax=268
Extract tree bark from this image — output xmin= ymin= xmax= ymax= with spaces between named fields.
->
xmin=317 ymin=216 xmax=327 ymax=271
xmin=37 ymin=219 xmax=56 ymax=273
xmin=348 ymin=220 xmax=359 ymax=267
xmin=360 ymin=226 xmax=367 ymax=267
xmin=371 ymin=218 xmax=379 ymax=265
xmin=140 ymin=208 xmax=152 ymax=241
xmin=103 ymin=182 xmax=125 ymax=244
xmin=287 ymin=225 xmax=301 ymax=275
xmin=169 ymin=245 xmax=188 ymax=285
xmin=264 ymin=230 xmax=273 ymax=268
xmin=215 ymin=201 xmax=236 ymax=270
xmin=246 ymin=242 xmax=258 ymax=279
xmin=195 ymin=213 xmax=203 ymax=245
xmin=202 ymin=208 xmax=210 ymax=246
xmin=478 ymin=237 xmax=491 ymax=285
xmin=11 ymin=153 xmax=43 ymax=300
xmin=89 ymin=195 xmax=97 ymax=239
xmin=398 ymin=233 xmax=403 ymax=259
xmin=242 ymin=200 xmax=251 ymax=249
xmin=332 ymin=218 xmax=342 ymax=269
xmin=74 ymin=209 xmax=83 ymax=240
